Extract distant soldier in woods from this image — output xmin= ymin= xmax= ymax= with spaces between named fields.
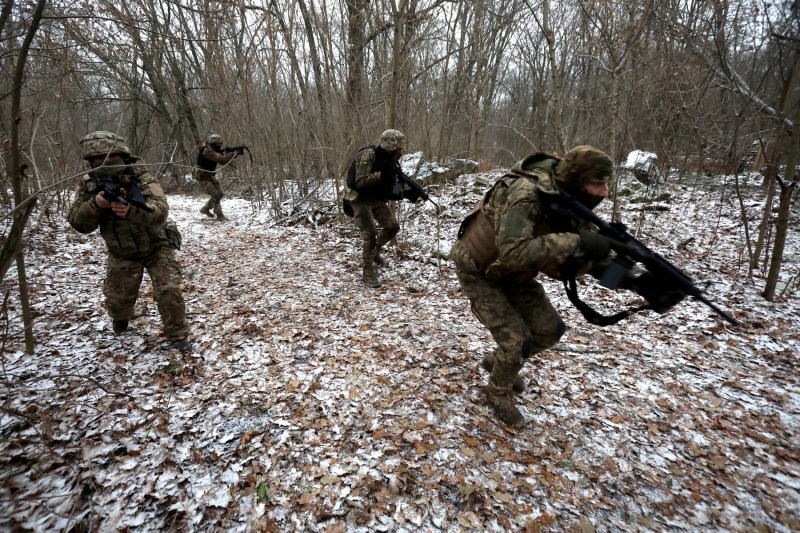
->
xmin=450 ymin=146 xmax=685 ymax=426
xmin=343 ymin=129 xmax=409 ymax=288
xmin=196 ymin=133 xmax=238 ymax=221
xmin=68 ymin=131 xmax=192 ymax=354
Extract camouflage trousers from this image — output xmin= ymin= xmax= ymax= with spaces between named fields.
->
xmin=351 ymin=199 xmax=400 ymax=264
xmin=104 ymin=246 xmax=189 ymax=341
xmin=455 ymin=268 xmax=566 ymax=391
xmin=198 ymin=176 xmax=224 ymax=216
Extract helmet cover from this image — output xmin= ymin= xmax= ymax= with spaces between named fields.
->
xmin=80 ymin=131 xmax=130 ymax=160
xmin=556 ymin=145 xmax=613 ymax=188
xmin=379 ymin=129 xmax=406 ymax=152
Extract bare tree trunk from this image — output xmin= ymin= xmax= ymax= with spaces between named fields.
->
xmin=0 ymin=0 xmax=12 ymax=42
xmin=532 ymin=0 xmax=565 ymax=153
xmin=763 ymin=171 xmax=798 ymax=300
xmin=762 ymin=55 xmax=800 ymax=300
xmin=609 ymin=72 xmax=622 ymax=221
xmin=7 ymin=0 xmax=46 ymax=354
xmin=466 ymin=0 xmax=486 ymax=157
xmin=346 ymin=0 xmax=367 ymax=127
xmin=388 ymin=0 xmax=408 ymax=129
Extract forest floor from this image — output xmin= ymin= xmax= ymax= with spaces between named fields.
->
xmin=0 ymin=173 xmax=798 ymax=532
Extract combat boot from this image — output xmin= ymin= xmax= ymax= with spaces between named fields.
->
xmin=200 ymin=206 xmax=213 ymax=217
xmin=112 ymin=319 xmax=128 ymax=334
xmin=481 ymin=353 xmax=527 ymax=394
xmin=362 ymin=264 xmax=381 ymax=288
xmin=172 ymin=339 xmax=193 ymax=354
xmin=486 ymin=385 xmax=524 ymax=426
xmin=216 ymin=214 xmax=229 ymax=221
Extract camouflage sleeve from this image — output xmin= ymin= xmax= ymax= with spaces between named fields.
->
xmin=67 ymin=179 xmax=102 ymax=234
xmin=354 ymin=149 xmax=382 ymax=189
xmin=492 ymin=178 xmax=581 ymax=273
xmin=202 ymin=145 xmax=235 ymax=165
xmin=124 ymin=172 xmax=169 ymax=226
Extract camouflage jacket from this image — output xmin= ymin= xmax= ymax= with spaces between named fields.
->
xmin=196 ymin=143 xmax=235 ymax=181
xmin=68 ymin=158 xmax=172 ymax=260
xmin=451 ymin=152 xmax=604 ymax=282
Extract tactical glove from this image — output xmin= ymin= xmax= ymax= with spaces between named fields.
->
xmin=576 ymin=229 xmax=611 ymax=261
xmin=628 ymin=271 xmax=687 ymax=314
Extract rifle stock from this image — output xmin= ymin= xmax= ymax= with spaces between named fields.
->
xmin=552 ymin=189 xmax=739 ymax=325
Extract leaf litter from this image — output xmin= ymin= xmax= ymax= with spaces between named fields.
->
xmin=0 ymin=172 xmax=798 ymax=531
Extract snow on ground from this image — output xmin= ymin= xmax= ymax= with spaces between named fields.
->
xmin=0 ymin=174 xmax=798 ymax=532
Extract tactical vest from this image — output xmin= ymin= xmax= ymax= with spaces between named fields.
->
xmin=457 ymin=188 xmax=499 ymax=271
xmin=196 ymin=144 xmax=217 ymax=173
xmin=457 ymin=153 xmax=564 ymax=272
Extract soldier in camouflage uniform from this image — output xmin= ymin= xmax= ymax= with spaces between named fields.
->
xmin=68 ymin=131 xmax=192 ymax=354
xmin=196 ymin=133 xmax=236 ymax=221
xmin=450 ymin=146 xmax=684 ymax=426
xmin=344 ymin=129 xmax=407 ymax=288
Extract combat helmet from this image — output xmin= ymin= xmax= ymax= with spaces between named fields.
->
xmin=379 ymin=129 xmax=406 ymax=152
xmin=555 ymin=145 xmax=613 ymax=189
xmin=207 ymin=133 xmax=223 ymax=146
xmin=80 ymin=131 xmax=130 ymax=160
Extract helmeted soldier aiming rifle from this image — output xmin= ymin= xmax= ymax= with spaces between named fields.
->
xmin=67 ymin=131 xmax=192 ymax=354
xmin=196 ymin=133 xmax=243 ymax=221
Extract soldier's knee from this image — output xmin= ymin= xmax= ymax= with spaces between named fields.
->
xmin=522 ymin=319 xmax=566 ymax=359
xmin=386 ymin=223 xmax=400 ymax=238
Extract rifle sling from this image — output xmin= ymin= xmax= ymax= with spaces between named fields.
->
xmin=563 ymin=277 xmax=650 ymax=327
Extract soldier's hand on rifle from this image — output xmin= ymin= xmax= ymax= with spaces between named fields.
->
xmin=95 ymin=191 xmax=112 ymax=209
xmin=110 ymin=201 xmax=130 ymax=217
xmin=576 ymin=229 xmax=611 ymax=261
xmin=95 ymin=192 xmax=129 ymax=217
xmin=628 ymin=272 xmax=686 ymax=314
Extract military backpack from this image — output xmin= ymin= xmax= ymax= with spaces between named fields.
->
xmin=346 ymin=145 xmax=378 ymax=190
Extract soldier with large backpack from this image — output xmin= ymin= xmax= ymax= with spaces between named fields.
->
xmin=342 ymin=129 xmax=409 ymax=288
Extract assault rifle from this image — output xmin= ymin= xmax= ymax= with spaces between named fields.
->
xmin=97 ymin=173 xmax=154 ymax=213
xmin=550 ymin=189 xmax=739 ymax=325
xmin=221 ymin=145 xmax=253 ymax=162
xmin=390 ymin=162 xmax=439 ymax=209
